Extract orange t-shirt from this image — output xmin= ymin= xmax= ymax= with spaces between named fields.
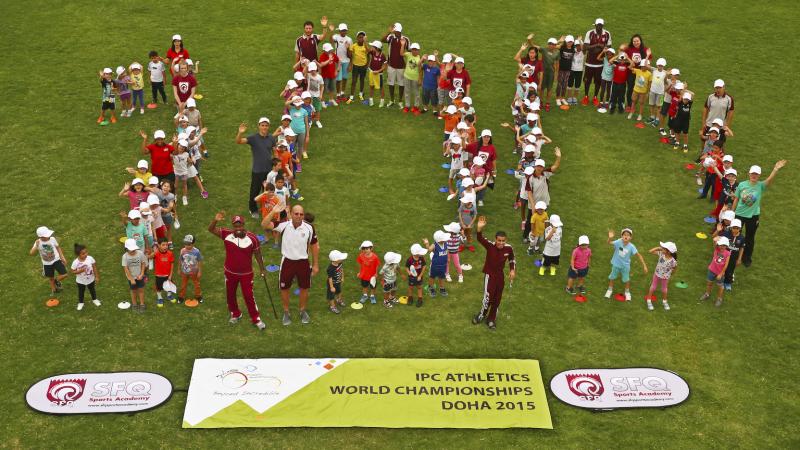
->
xmin=153 ymin=249 xmax=174 ymax=277
xmin=259 ymin=195 xmax=281 ymax=219
xmin=443 ymin=113 xmax=461 ymax=133
xmin=356 ymin=252 xmax=380 ymax=281
xmin=277 ymin=149 xmax=293 ymax=171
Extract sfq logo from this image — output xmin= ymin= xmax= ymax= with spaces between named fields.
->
xmin=550 ymin=368 xmax=690 ymax=410
xmin=26 ymin=372 xmax=172 ymax=415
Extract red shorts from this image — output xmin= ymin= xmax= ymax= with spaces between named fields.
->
xmin=279 ymin=258 xmax=311 ymax=290
xmin=155 ymin=225 xmax=167 ymax=240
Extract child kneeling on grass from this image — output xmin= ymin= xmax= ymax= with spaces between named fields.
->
xmin=326 ymin=250 xmax=347 ymax=314
xmin=605 ymin=228 xmax=648 ymax=301
xmin=646 ymin=242 xmax=678 ymax=311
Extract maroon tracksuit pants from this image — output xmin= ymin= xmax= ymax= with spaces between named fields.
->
xmin=225 ymin=270 xmax=260 ymax=323
xmin=479 ymin=273 xmax=505 ymax=322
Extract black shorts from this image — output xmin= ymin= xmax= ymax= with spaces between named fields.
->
xmin=670 ymin=117 xmax=690 ymax=134
xmin=408 ymin=276 xmax=423 ymax=286
xmin=43 ymin=260 xmax=67 ymax=278
xmin=567 ymin=267 xmax=589 ymax=278
xmin=660 ymin=101 xmax=671 ymax=117
xmin=360 ymin=278 xmax=373 ymax=288
xmin=326 ymin=283 xmax=341 ymax=300
xmin=383 ymin=281 xmax=397 ymax=293
xmin=352 ymin=65 xmax=367 ymax=80
xmin=155 ymin=276 xmax=169 ymax=291
xmin=129 ymin=278 xmax=146 ymax=290
xmin=568 ymin=70 xmax=583 ymax=88
xmin=543 ymin=254 xmax=560 ymax=266
xmin=102 ymin=101 xmax=115 ymax=111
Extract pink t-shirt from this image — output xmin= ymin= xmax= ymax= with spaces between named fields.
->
xmin=708 ymin=247 xmax=731 ymax=275
xmin=572 ymin=246 xmax=592 ymax=269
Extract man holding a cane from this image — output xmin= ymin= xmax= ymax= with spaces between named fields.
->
xmin=262 ymin=204 xmax=320 ymax=326
xmin=208 ymin=211 xmax=268 ymax=330
xmin=472 ymin=215 xmax=516 ymax=331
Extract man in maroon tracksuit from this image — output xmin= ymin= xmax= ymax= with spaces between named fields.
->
xmin=472 ymin=216 xmax=516 ymax=330
xmin=208 ymin=211 xmax=267 ymax=330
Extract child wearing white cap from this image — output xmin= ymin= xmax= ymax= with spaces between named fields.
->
xmin=172 ymin=139 xmax=208 ymax=205
xmin=669 ymin=88 xmax=695 ymax=152
xmin=399 ymin=41 xmax=422 ymax=113
xmin=539 ymin=214 xmax=563 ymax=276
xmin=645 ymin=242 xmax=678 ymax=311
xmin=441 ymin=105 xmax=461 ymax=141
xmin=540 ymin=37 xmax=560 ymax=111
xmin=119 ymin=177 xmax=150 ymax=210
xmin=122 ymin=238 xmax=148 ymax=312
xmin=719 ymin=220 xmax=745 ymax=291
xmin=435 ymin=53 xmax=456 ymax=115
xmin=129 ymin=62 xmax=145 ymax=114
xmin=459 ymin=193 xmax=478 ymax=250
xmin=97 ymin=67 xmax=118 ymax=125
xmin=303 ymin=61 xmax=325 ymax=127
xmin=658 ymin=69 xmax=681 ymax=136
xmin=423 ymin=231 xmax=450 ymax=297
xmin=114 ymin=66 xmax=134 ymax=117
xmin=318 ymin=42 xmax=340 ymax=106
xmin=566 ymin=235 xmax=591 ymax=295
xmin=700 ymin=237 xmax=732 ymax=307
xmin=125 ymin=159 xmax=152 ymax=184
xmin=527 ymin=201 xmax=549 ymax=254
xmin=356 ymin=241 xmax=380 ymax=304
xmin=379 ymin=252 xmax=402 ymax=307
xmin=30 ymin=226 xmax=69 ymax=295
xmin=405 ymin=244 xmax=428 ymax=307
xmin=555 ymin=35 xmax=577 ymax=108
xmin=443 ymin=222 xmax=466 ymax=283
xmin=645 ymin=58 xmax=668 ymax=126
xmin=331 ymin=24 xmax=353 ymax=100
xmin=326 ymin=250 xmax=347 ymax=314
xmin=366 ymin=41 xmax=388 ymax=107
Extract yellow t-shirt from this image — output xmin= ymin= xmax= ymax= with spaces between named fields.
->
xmin=133 ymin=170 xmax=152 ymax=183
xmin=130 ymin=72 xmax=145 ymax=91
xmin=351 ymin=43 xmax=368 ymax=67
xmin=530 ymin=211 xmax=549 ymax=237
xmin=632 ymin=68 xmax=652 ymax=94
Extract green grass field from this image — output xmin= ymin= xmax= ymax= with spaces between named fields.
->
xmin=1 ymin=1 xmax=798 ymax=448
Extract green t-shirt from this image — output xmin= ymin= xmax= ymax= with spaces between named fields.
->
xmin=734 ymin=180 xmax=766 ymax=218
xmin=543 ymin=49 xmax=559 ymax=72
xmin=403 ymin=53 xmax=421 ymax=81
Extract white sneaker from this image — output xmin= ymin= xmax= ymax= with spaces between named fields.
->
xmin=359 ymin=93 xmax=364 ymax=100
xmin=182 ymin=195 xmax=188 ymax=205
xmin=255 ymin=320 xmax=266 ymax=330
xmin=637 ymin=114 xmax=643 ymax=121
xmin=478 ymin=200 xmax=484 ymax=207
xmin=369 ymin=98 xmax=374 ymax=106
xmin=624 ymin=291 xmax=631 ymax=301
xmin=398 ymin=103 xmax=404 ymax=109
xmin=330 ymin=99 xmax=338 ymax=106
xmin=646 ymin=300 xmax=654 ymax=311
xmin=379 ymin=99 xmax=385 ymax=108
xmin=349 ymin=95 xmax=354 ymax=101
xmin=77 ymin=303 xmax=84 ymax=311
xmin=627 ymin=113 xmax=633 ymax=119
xmin=316 ymin=120 xmax=323 ymax=128
xmin=140 ymin=108 xmax=145 ymax=114
xmin=386 ymin=100 xmax=394 ymax=107
xmin=696 ymin=177 xmax=703 ymax=186
xmin=604 ymin=289 xmax=612 ymax=299
xmin=663 ymin=301 xmax=671 ymax=311
xmin=458 ymin=274 xmax=464 ymax=283
xmin=92 ymin=299 xmax=102 ymax=307
xmin=555 ymin=99 xmax=562 ymax=106
xmin=445 ymin=273 xmax=452 ymax=282
xmin=321 ymin=102 xmax=327 ymax=109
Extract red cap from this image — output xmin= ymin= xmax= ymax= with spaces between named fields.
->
xmin=231 ymin=215 xmax=245 ymax=224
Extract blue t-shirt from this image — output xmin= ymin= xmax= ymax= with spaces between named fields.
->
xmin=601 ymin=57 xmax=614 ymax=81
xmin=431 ymin=242 xmax=448 ymax=268
xmin=422 ymin=64 xmax=441 ymax=90
xmin=610 ymin=239 xmax=638 ymax=268
xmin=289 ymin=106 xmax=308 ymax=134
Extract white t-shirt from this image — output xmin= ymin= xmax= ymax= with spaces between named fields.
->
xmin=332 ymin=35 xmax=353 ymax=63
xmin=446 ymin=146 xmax=466 ymax=170
xmin=148 ymin=61 xmax=165 ymax=82
xmin=71 ymin=256 xmax=96 ymax=285
xmin=307 ymin=74 xmax=324 ymax=97
xmin=543 ymin=226 xmax=562 ymax=256
xmin=36 ymin=237 xmax=61 ymax=265
xmin=571 ymin=52 xmax=585 ymax=71
xmin=172 ymin=152 xmax=190 ymax=176
xmin=650 ymin=69 xmax=667 ymax=95
xmin=275 ymin=220 xmax=317 ymax=260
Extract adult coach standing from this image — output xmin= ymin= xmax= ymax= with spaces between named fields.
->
xmin=731 ymin=160 xmax=787 ymax=267
xmin=262 ymin=204 xmax=320 ymax=326
xmin=236 ymin=118 xmax=276 ymax=218
xmin=581 ymin=18 xmax=612 ymax=107
xmin=471 ymin=216 xmax=516 ymax=331
xmin=700 ymin=79 xmax=735 ymax=137
xmin=382 ymin=22 xmax=410 ymax=108
xmin=296 ymin=16 xmax=332 ymax=63
xmin=208 ymin=212 xmax=267 ymax=330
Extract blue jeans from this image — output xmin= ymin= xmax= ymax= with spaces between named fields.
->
xmin=132 ymin=89 xmax=145 ymax=108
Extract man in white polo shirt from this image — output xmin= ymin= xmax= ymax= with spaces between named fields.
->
xmin=263 ymin=204 xmax=319 ymax=325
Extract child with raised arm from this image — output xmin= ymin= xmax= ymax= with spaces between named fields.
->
xmin=645 ymin=242 xmax=678 ymax=311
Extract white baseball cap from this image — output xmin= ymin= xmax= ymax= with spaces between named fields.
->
xmin=525 ymin=135 xmax=538 ymax=144
xmin=360 ymin=240 xmax=374 ymax=248
xmin=480 ymin=129 xmax=492 ymax=137
xmin=177 ymin=115 xmax=189 ymax=123
xmin=456 ymin=121 xmax=469 ymax=130
xmin=716 ymin=236 xmax=730 ymax=247
xmin=258 ymin=117 xmax=270 ymax=124
xmin=547 ymin=37 xmax=557 ymax=44
xmin=565 ymin=35 xmax=575 ymax=42
xmin=186 ymin=98 xmax=197 ymax=108
xmin=450 ymin=136 xmax=462 ymax=145
xmin=286 ymin=80 xmax=298 ymax=89
xmin=578 ymin=235 xmax=590 ymax=245
xmin=147 ymin=194 xmax=160 ymax=205
xmin=462 ymin=96 xmax=472 ymax=105
xmin=534 ymin=201 xmax=547 ymax=210
xmin=384 ymin=251 xmax=402 ymax=264
xmin=172 ymin=34 xmax=182 ymax=41
xmin=523 ymin=166 xmax=535 ymax=175
xmin=393 ymin=23 xmax=403 ymax=32
xmin=281 ymin=114 xmax=291 ymax=121
xmin=724 ymin=168 xmax=738 ymax=176
xmin=370 ymin=40 xmax=382 ymax=49
xmin=460 ymin=193 xmax=476 ymax=204
xmin=749 ymin=165 xmax=762 ymax=175
xmin=671 ymin=68 xmax=681 ymax=76
xmin=138 ymin=202 xmax=150 ymax=213
xmin=674 ymin=82 xmax=685 ymax=90
xmin=708 ymin=127 xmax=720 ymax=134
xmin=721 ymin=210 xmax=736 ymax=222
xmin=730 ymin=219 xmax=742 ymax=228
xmin=300 ymin=91 xmax=312 ymax=99
xmin=433 ymin=230 xmax=449 ymax=243
xmin=549 ymin=214 xmax=563 ymax=227
xmin=606 ymin=48 xmax=616 ymax=54
xmin=534 ymin=158 xmax=546 ymax=167
xmin=575 ymin=39 xmax=583 ymax=45
xmin=409 ymin=42 xmax=420 ymax=50
xmin=722 ymin=155 xmax=734 ymax=163
xmin=178 ymin=139 xmax=189 ymax=148
xmin=455 ymin=57 xmax=465 ymax=64
xmin=148 ymin=176 xmax=159 ymax=185
xmin=714 ymin=79 xmax=725 ymax=88
xmin=293 ymin=71 xmax=304 ymax=81
xmin=682 ymin=92 xmax=692 ymax=100
xmin=307 ymin=61 xmax=318 ymax=71
xmin=458 ymin=168 xmax=470 ymax=177
xmin=656 ymin=57 xmax=667 ymax=66
xmin=102 ymin=67 xmax=112 ymax=74
xmin=124 ymin=238 xmax=140 ymax=251
xmin=660 ymin=241 xmax=678 ymax=254
xmin=461 ymin=178 xmax=475 ymax=188
xmin=292 ymin=96 xmax=303 ymax=106
xmin=338 ymin=23 xmax=348 ymax=31
xmin=137 ymin=159 xmax=149 ymax=169
xmin=526 ymin=112 xmax=537 ymax=122
xmin=410 ymin=243 xmax=427 ymax=256
xmin=128 ymin=210 xmax=142 ymax=220
xmin=131 ymin=178 xmax=144 ymax=186
xmin=322 ymin=43 xmax=333 ymax=52
xmin=427 ymin=55 xmax=436 ymax=61
xmin=130 ymin=62 xmax=142 ymax=70
xmin=116 ymin=66 xmax=125 ymax=75
xmin=445 ymin=105 xmax=457 ymax=114
xmin=640 ymin=60 xmax=648 ymax=67
xmin=532 ymin=126 xmax=543 ymax=135
xmin=712 ymin=118 xmax=725 ymax=126
xmin=443 ymin=222 xmax=461 ymax=233
xmin=595 ymin=18 xmax=604 ymax=25
xmin=185 ymin=58 xmax=194 ymax=66
xmin=36 ymin=226 xmax=54 ymax=238
xmin=472 ymin=156 xmax=485 ymax=165
xmin=329 ymin=250 xmax=348 ymax=261
xmin=523 ymin=144 xmax=536 ymax=154
xmin=283 ymin=128 xmax=297 ymax=137
xmin=442 ymin=54 xmax=453 ymax=63
xmin=154 ymin=130 xmax=166 ymax=139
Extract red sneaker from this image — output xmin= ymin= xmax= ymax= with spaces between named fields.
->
xmin=402 ymin=107 xmax=410 ymax=113
xmin=110 ymin=115 xmax=117 ymax=124
xmin=581 ymin=96 xmax=589 ymax=106
xmin=468 ymin=245 xmax=476 ymax=252
xmin=544 ymin=102 xmax=551 ymax=112
xmin=592 ymin=96 xmax=599 ymax=107
xmin=411 ymin=107 xmax=420 ymax=113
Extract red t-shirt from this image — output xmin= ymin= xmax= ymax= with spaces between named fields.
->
xmin=219 ymin=228 xmax=260 ymax=275
xmin=369 ymin=52 xmax=387 ymax=72
xmin=166 ymin=48 xmax=190 ymax=62
xmin=521 ymin=58 xmax=543 ymax=83
xmin=356 ymin=253 xmax=380 ymax=280
xmin=447 ymin=69 xmax=471 ymax=92
xmin=146 ymin=143 xmax=175 ymax=176
xmin=466 ymin=143 xmax=497 ymax=171
xmin=386 ymin=34 xmax=409 ymax=69
xmin=172 ymin=74 xmax=197 ymax=103
xmin=438 ymin=64 xmax=453 ymax=89
xmin=153 ymin=249 xmax=174 ymax=277
xmin=667 ymin=89 xmax=681 ymax=118
xmin=612 ymin=63 xmax=629 ymax=84
xmin=624 ymin=46 xmax=649 ymax=65
xmin=319 ymin=52 xmax=339 ymax=79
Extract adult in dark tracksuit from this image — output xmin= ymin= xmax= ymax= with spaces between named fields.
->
xmin=731 ymin=160 xmax=787 ymax=267
xmin=472 ymin=216 xmax=516 ymax=331
xmin=235 ymin=118 xmax=276 ymax=218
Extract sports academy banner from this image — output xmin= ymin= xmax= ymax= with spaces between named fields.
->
xmin=183 ymin=358 xmax=552 ymax=429
xmin=550 ymin=368 xmax=690 ymax=410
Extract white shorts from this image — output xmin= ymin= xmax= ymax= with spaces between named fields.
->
xmin=648 ymin=92 xmax=664 ymax=106
xmin=387 ymin=67 xmax=404 ymax=86
xmin=188 ymin=164 xmax=198 ymax=178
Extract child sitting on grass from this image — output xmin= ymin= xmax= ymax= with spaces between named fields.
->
xmin=326 ymin=250 xmax=347 ymax=314
xmin=605 ymin=228 xmax=648 ymax=301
